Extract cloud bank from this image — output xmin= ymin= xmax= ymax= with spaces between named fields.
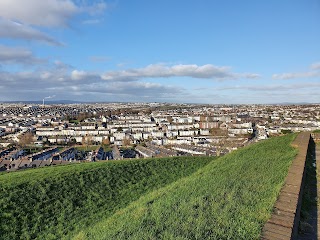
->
xmin=0 ymin=62 xmax=184 ymax=101
xmin=101 ymin=64 xmax=260 ymax=81
xmin=0 ymin=0 xmax=78 ymax=27
xmin=0 ymin=44 xmax=45 ymax=64
xmin=0 ymin=19 xmax=63 ymax=46
xmin=272 ymin=62 xmax=320 ymax=80
xmin=0 ymin=0 xmax=107 ymax=45
xmin=0 ymin=62 xmax=261 ymax=102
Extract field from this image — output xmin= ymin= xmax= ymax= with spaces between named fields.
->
xmin=75 ymin=134 xmax=297 ymax=240
xmin=0 ymin=156 xmax=212 ymax=239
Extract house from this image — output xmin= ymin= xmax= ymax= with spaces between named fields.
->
xmin=19 ymin=158 xmax=32 ymax=169
xmin=9 ymin=158 xmax=23 ymax=170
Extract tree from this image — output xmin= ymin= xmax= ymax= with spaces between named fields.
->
xmin=209 ymin=128 xmax=227 ymax=137
xmin=144 ymin=109 xmax=152 ymax=115
xmin=122 ymin=138 xmax=131 ymax=146
xmin=18 ymin=132 xmax=34 ymax=147
xmin=167 ymin=116 xmax=173 ymax=123
xmin=102 ymin=137 xmax=110 ymax=145
xmin=82 ymin=135 xmax=93 ymax=150
xmin=281 ymin=129 xmax=293 ymax=134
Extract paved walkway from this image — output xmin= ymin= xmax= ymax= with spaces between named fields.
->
xmin=297 ymin=142 xmax=318 ymax=240
xmin=317 ymin=144 xmax=320 ymax=240
xmin=262 ymin=132 xmax=311 ymax=240
xmin=261 ymin=136 xmax=320 ymax=240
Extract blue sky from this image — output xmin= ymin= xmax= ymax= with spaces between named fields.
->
xmin=0 ymin=0 xmax=319 ymax=103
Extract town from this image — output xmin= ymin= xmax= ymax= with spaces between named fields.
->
xmin=0 ymin=102 xmax=319 ymax=171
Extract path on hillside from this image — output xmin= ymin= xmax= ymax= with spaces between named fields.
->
xmin=297 ymin=142 xmax=318 ymax=240
xmin=317 ymin=144 xmax=320 ymax=240
xmin=262 ymin=132 xmax=313 ymax=240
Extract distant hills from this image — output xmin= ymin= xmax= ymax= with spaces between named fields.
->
xmin=0 ymin=100 xmax=317 ymax=105
xmin=0 ymin=100 xmax=85 ymax=104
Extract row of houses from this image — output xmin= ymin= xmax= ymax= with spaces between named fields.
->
xmin=135 ymin=143 xmax=178 ymax=158
xmin=171 ymin=144 xmax=219 ymax=156
xmin=0 ymin=147 xmax=78 ymax=171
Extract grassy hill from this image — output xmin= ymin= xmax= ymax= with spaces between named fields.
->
xmin=0 ymin=134 xmax=298 ymax=240
xmin=74 ymin=134 xmax=297 ymax=240
xmin=0 ymin=156 xmax=213 ymax=240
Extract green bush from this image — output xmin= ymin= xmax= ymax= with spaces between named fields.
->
xmin=281 ymin=129 xmax=293 ymax=134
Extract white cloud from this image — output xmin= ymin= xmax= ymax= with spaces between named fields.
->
xmin=0 ymin=59 xmax=263 ymax=102
xmin=222 ymin=82 xmax=320 ymax=91
xmin=85 ymin=2 xmax=107 ymax=15
xmin=0 ymin=0 xmax=107 ymax=27
xmin=43 ymin=62 xmax=260 ymax=85
xmin=71 ymin=70 xmax=100 ymax=81
xmin=272 ymin=62 xmax=320 ymax=80
xmin=0 ymin=62 xmax=184 ymax=102
xmin=64 ymin=81 xmax=181 ymax=96
xmin=212 ymin=82 xmax=320 ymax=104
xmin=40 ymin=72 xmax=52 ymax=79
xmin=0 ymin=0 xmax=108 ymax=44
xmin=311 ymin=62 xmax=320 ymax=70
xmin=0 ymin=0 xmax=78 ymax=27
xmin=0 ymin=19 xmax=63 ymax=46
xmin=272 ymin=71 xmax=320 ymax=80
xmin=89 ymin=56 xmax=111 ymax=62
xmin=53 ymin=60 xmax=73 ymax=69
xmin=101 ymin=64 xmax=260 ymax=81
xmin=0 ymin=44 xmax=45 ymax=64
xmin=71 ymin=70 xmax=88 ymax=80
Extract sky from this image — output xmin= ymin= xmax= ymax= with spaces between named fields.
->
xmin=0 ymin=0 xmax=319 ymax=104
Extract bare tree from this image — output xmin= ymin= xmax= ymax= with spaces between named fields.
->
xmin=210 ymin=128 xmax=227 ymax=137
xmin=122 ymin=137 xmax=131 ymax=146
xmin=82 ymin=135 xmax=93 ymax=150
xmin=102 ymin=137 xmax=110 ymax=145
xmin=18 ymin=132 xmax=34 ymax=147
xmin=167 ymin=116 xmax=173 ymax=123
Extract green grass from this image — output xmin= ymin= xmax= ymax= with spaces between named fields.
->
xmin=0 ymin=156 xmax=213 ymax=240
xmin=75 ymin=134 xmax=298 ymax=240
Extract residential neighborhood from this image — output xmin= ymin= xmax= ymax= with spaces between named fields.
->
xmin=0 ymin=102 xmax=319 ymax=171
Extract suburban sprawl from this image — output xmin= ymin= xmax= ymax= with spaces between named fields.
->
xmin=0 ymin=102 xmax=319 ymax=171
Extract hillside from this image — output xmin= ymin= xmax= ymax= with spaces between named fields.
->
xmin=74 ymin=134 xmax=297 ymax=240
xmin=0 ymin=156 xmax=213 ymax=239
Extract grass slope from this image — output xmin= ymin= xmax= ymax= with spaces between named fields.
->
xmin=0 ymin=156 xmax=213 ymax=240
xmin=75 ymin=134 xmax=297 ymax=240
